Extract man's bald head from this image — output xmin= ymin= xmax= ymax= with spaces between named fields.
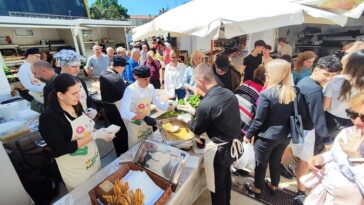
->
xmin=32 ymin=60 xmax=55 ymax=82
xmin=194 ymin=63 xmax=216 ymax=84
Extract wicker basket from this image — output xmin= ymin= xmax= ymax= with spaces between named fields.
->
xmin=89 ymin=162 xmax=172 ymax=205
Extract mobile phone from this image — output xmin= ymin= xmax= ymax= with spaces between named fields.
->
xmin=106 ymin=124 xmax=121 ymax=134
xmin=348 ymin=158 xmax=364 ymax=163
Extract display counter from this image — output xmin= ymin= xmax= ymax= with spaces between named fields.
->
xmin=54 ymin=132 xmax=207 ymax=205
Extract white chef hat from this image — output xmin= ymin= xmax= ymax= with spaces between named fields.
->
xmin=53 ymin=49 xmax=85 ymax=67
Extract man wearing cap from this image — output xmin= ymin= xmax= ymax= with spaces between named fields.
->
xmin=18 ymin=47 xmax=45 ymax=105
xmin=241 ymin=40 xmax=265 ymax=82
xmin=292 ymin=55 xmax=342 ymax=204
xmin=99 ymin=56 xmax=129 ymax=156
xmin=85 ymin=45 xmax=110 ymax=77
xmin=120 ymin=65 xmax=174 ymax=148
xmin=212 ymin=55 xmax=241 ymax=92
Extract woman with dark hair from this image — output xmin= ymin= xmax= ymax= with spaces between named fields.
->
xmin=292 ymin=51 xmax=317 ymax=85
xmin=235 ymin=65 xmax=266 ymax=135
xmin=39 ymin=73 xmax=115 ymax=191
xmin=323 ymin=49 xmax=364 ymax=137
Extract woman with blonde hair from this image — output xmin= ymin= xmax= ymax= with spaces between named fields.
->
xmin=182 ymin=50 xmax=205 ymax=94
xmin=292 ymin=51 xmax=317 ymax=85
xmin=243 ymin=59 xmax=306 ymax=199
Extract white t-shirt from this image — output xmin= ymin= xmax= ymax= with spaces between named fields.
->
xmin=324 ymin=75 xmax=359 ymax=119
xmin=164 ymin=62 xmax=186 ymax=98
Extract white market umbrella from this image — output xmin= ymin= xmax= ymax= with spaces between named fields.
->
xmin=132 ymin=0 xmax=350 ymax=40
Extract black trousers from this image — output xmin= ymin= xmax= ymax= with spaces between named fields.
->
xmin=254 ymin=137 xmax=290 ymax=190
xmin=211 ymin=143 xmax=232 ymax=205
xmin=104 ymin=104 xmax=128 ymax=157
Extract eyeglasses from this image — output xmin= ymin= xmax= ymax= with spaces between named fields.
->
xmin=346 ymin=109 xmax=364 ymax=121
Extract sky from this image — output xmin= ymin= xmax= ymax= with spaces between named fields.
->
xmin=87 ymin=0 xmax=191 ymax=16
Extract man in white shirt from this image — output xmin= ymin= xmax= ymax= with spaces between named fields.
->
xmin=18 ymin=47 xmax=45 ymax=103
xmin=120 ymin=65 xmax=174 ymax=148
xmin=85 ymin=45 xmax=110 ymax=77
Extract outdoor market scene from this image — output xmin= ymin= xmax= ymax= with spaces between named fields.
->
xmin=2 ymin=0 xmax=364 ymax=205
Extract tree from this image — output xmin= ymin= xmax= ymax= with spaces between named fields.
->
xmin=90 ymin=0 xmax=129 ymax=20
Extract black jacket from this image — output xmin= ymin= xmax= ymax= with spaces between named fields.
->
xmin=246 ymin=86 xmax=307 ymax=141
xmin=39 ymin=100 xmax=83 ymax=158
xmin=188 ymin=85 xmax=241 ymax=142
xmin=99 ymin=69 xmax=126 ymax=104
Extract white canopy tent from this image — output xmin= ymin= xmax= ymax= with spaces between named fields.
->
xmin=132 ymin=0 xmax=364 ymax=41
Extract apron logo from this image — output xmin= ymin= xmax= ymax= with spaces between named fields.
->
xmin=69 ymin=146 xmax=89 ymax=156
xmin=138 ymin=104 xmax=145 ymax=109
xmin=85 ymin=152 xmax=99 ymax=170
xmin=76 ymin=126 xmax=85 ymax=134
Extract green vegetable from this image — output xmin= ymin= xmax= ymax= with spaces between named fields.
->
xmin=178 ymin=99 xmax=185 ymax=105
xmin=187 ymin=95 xmax=201 ymax=108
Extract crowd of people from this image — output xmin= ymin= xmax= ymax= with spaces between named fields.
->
xmin=14 ymin=35 xmax=364 ymax=205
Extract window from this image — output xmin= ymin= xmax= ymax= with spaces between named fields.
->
xmin=13 ymin=28 xmax=34 ymax=37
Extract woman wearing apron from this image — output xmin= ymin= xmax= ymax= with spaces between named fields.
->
xmin=120 ymin=65 xmax=173 ymax=148
xmin=53 ymin=49 xmax=97 ymax=118
xmin=39 ymin=74 xmax=115 ymax=191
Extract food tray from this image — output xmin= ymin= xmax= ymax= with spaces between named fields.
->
xmin=157 ymin=118 xmax=195 ymax=146
xmin=89 ymin=162 xmax=172 ymax=205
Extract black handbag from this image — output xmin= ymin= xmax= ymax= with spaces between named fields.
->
xmin=290 ymin=94 xmax=304 ymax=144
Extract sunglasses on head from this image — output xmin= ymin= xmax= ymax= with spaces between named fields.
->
xmin=346 ymin=109 xmax=364 ymax=121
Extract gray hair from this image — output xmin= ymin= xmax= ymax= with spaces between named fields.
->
xmin=106 ymin=47 xmax=114 ymax=52
xmin=116 ymin=47 xmax=126 ymax=53
xmin=93 ymin=45 xmax=101 ymax=50
xmin=131 ymin=48 xmax=140 ymax=57
xmin=33 ymin=60 xmax=52 ymax=70
xmin=194 ymin=63 xmax=216 ymax=83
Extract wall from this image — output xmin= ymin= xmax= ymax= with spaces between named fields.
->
xmin=178 ymin=36 xmax=211 ymax=56
xmin=0 ymin=27 xmax=61 ymax=45
xmin=56 ymin=29 xmax=75 ymax=48
xmin=107 ymin=27 xmax=127 ymax=48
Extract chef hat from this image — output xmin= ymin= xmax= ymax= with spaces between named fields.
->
xmin=53 ymin=49 xmax=85 ymax=67
xmin=132 ymin=65 xmax=150 ymax=78
xmin=113 ymin=56 xmax=128 ymax=67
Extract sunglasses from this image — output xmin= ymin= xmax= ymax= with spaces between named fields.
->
xmin=346 ymin=109 xmax=364 ymax=121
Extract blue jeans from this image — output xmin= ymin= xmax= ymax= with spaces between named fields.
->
xmin=175 ymin=88 xmax=186 ymax=99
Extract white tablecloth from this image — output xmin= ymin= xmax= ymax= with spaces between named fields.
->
xmin=54 ymin=135 xmax=206 ymax=205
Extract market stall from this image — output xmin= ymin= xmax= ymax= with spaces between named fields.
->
xmin=54 ymin=132 xmax=206 ymax=205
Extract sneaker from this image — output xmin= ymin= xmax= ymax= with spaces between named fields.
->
xmin=280 ymin=164 xmax=293 ymax=179
xmin=292 ymin=194 xmax=306 ymax=205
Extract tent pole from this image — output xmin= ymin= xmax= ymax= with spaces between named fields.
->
xmin=210 ymin=40 xmax=214 ymax=64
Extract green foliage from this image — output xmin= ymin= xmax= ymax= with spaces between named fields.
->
xmin=187 ymin=95 xmax=201 ymax=108
xmin=90 ymin=0 xmax=129 ymax=20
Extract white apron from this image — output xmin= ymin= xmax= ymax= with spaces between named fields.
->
xmin=203 ymin=137 xmax=242 ymax=193
xmin=203 ymin=136 xmax=228 ymax=193
xmin=29 ymin=75 xmax=44 ymax=103
xmin=123 ymin=97 xmax=153 ymax=148
xmin=79 ymin=82 xmax=88 ymax=110
xmin=56 ymin=114 xmax=101 ymax=191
